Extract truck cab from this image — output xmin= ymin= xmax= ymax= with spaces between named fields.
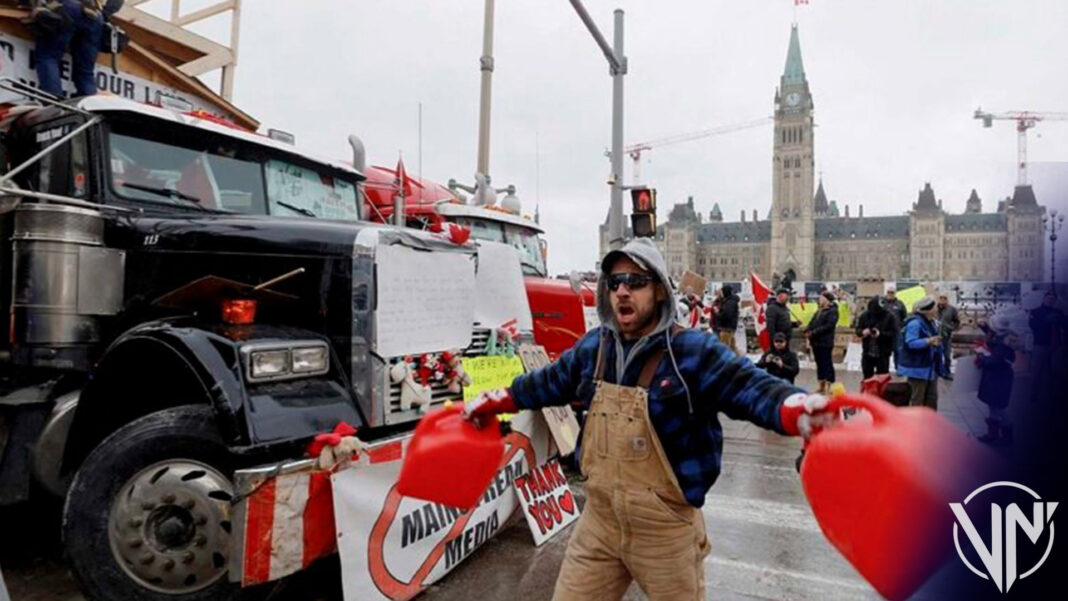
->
xmin=0 ymin=91 xmax=520 ymax=600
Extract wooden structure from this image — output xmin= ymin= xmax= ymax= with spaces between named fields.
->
xmin=0 ymin=0 xmax=256 ymax=129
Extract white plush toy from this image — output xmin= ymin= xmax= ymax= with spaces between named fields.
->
xmin=390 ymin=359 xmax=433 ymax=412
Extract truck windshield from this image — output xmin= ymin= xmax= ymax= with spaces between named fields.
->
xmin=265 ymin=159 xmax=360 ymax=221
xmin=108 ymin=128 xmax=360 ymax=219
xmin=109 ymin=132 xmax=267 ymax=213
xmin=503 ymin=223 xmax=547 ymax=277
xmin=449 ymin=217 xmax=547 ymax=276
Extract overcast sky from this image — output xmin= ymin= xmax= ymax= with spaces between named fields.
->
xmin=168 ymin=0 xmax=1068 ymax=275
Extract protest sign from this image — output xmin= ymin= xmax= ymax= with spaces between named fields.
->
xmin=513 ymin=458 xmax=580 ymax=546
xmin=461 ymin=356 xmax=525 ymax=401
xmin=332 ymin=413 xmax=552 ymax=600
xmin=896 ymin=285 xmax=928 ymax=312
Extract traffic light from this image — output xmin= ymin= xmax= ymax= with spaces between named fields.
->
xmin=630 ymin=187 xmax=657 ymax=238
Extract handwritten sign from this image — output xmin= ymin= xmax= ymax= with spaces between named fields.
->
xmin=474 ymin=242 xmax=533 ymax=331
xmin=461 ymin=356 xmax=526 ymax=401
xmin=375 ymin=244 xmax=475 ymax=358
xmin=513 ymin=459 xmax=580 ymax=546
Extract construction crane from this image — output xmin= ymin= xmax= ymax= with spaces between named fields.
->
xmin=623 ymin=117 xmax=772 ymax=183
xmin=974 ymin=108 xmax=1068 ymax=186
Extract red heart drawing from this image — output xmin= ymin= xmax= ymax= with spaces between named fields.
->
xmin=558 ymin=490 xmax=575 ymax=514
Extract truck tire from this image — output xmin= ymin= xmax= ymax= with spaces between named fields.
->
xmin=62 ymin=405 xmax=244 ymax=601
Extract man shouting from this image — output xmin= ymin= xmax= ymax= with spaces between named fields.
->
xmin=463 ymin=239 xmax=831 ymax=600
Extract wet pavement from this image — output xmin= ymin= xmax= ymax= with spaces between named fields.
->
xmin=1 ymin=363 xmax=1009 ymax=601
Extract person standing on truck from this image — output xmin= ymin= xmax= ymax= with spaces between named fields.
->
xmin=462 ymin=238 xmax=832 ymax=601
xmin=32 ymin=1 xmax=123 ymax=98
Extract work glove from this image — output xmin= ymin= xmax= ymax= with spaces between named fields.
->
xmin=461 ymin=388 xmax=518 ymax=427
xmin=779 ymin=393 xmax=832 ymax=438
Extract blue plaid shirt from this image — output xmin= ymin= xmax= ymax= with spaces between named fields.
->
xmin=510 ymin=327 xmax=804 ymax=507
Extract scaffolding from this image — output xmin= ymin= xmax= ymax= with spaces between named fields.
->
xmin=121 ymin=0 xmax=243 ymax=100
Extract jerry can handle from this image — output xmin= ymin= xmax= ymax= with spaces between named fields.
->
xmin=824 ymin=393 xmax=895 ymax=426
xmin=422 ymin=405 xmax=499 ymax=434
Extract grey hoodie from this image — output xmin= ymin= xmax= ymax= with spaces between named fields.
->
xmin=598 ymin=239 xmax=693 ymax=410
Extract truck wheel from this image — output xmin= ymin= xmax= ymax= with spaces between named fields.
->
xmin=62 ymin=405 xmax=243 ymax=601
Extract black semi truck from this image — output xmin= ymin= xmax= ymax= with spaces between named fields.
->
xmin=0 ymin=81 xmax=504 ymax=600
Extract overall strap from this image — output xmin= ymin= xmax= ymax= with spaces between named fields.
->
xmin=636 ymin=349 xmax=666 ymax=390
xmin=593 ymin=332 xmax=607 ymax=382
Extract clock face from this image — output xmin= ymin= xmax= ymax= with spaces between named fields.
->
xmin=786 ymin=92 xmax=801 ymax=107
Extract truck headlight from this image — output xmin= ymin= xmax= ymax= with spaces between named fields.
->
xmin=250 ymin=349 xmax=289 ymax=379
xmin=292 ymin=346 xmax=329 ymax=373
xmin=242 ymin=342 xmax=330 ymax=382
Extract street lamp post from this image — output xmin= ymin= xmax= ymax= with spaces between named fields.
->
xmin=568 ymin=0 xmax=627 ymax=251
xmin=1042 ymin=209 xmax=1064 ymax=288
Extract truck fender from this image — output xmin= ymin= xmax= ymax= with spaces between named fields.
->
xmin=62 ymin=322 xmax=248 ymax=475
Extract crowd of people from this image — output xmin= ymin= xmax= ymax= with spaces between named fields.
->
xmin=672 ymin=277 xmax=1067 ymax=448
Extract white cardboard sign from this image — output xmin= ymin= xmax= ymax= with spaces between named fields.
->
xmin=374 ymin=244 xmax=475 ymax=357
xmin=513 ymin=458 xmax=580 ymax=546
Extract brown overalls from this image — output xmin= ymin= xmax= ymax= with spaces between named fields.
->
xmin=552 ymin=339 xmax=711 ymax=601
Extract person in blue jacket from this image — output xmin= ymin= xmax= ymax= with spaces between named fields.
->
xmin=462 ymin=238 xmax=833 ymax=601
xmin=897 ymin=296 xmax=948 ymax=410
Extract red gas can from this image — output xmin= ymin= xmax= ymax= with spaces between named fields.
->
xmin=396 ymin=406 xmax=505 ymax=510
xmin=801 ymin=394 xmax=985 ymax=601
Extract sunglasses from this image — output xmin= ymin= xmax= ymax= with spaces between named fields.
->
xmin=606 ymin=272 xmax=653 ymax=291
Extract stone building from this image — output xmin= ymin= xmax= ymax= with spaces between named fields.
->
xmin=600 ymin=25 xmax=1046 ymax=284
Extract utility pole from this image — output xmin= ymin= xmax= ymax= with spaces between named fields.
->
xmin=476 ymin=0 xmax=496 ymax=180
xmin=569 ymin=1 xmax=627 ymax=250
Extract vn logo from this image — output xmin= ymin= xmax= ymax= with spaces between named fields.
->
xmin=950 ymin=481 xmax=1058 ymax=593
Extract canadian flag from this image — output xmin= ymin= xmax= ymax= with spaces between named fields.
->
xmin=750 ymin=271 xmax=772 ymax=351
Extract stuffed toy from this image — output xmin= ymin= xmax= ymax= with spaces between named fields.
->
xmin=306 ymin=422 xmax=364 ymax=470
xmin=487 ymin=319 xmax=520 ymax=357
xmin=416 ymin=353 xmax=446 ymax=387
xmin=391 ymin=357 xmax=432 ymax=412
xmin=441 ymin=350 xmax=473 ymax=394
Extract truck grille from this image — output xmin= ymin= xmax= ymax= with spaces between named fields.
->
xmin=383 ymin=327 xmax=492 ymax=424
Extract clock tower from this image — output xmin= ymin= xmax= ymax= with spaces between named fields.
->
xmin=770 ymin=24 xmax=816 ymax=281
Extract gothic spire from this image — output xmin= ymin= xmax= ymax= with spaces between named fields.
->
xmin=782 ymin=24 xmax=806 ymax=87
